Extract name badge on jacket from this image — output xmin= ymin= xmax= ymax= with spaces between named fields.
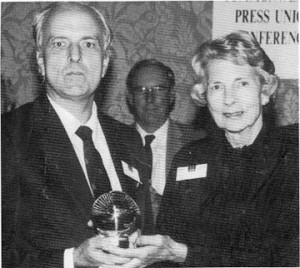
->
xmin=121 ymin=161 xmax=141 ymax=183
xmin=176 ymin=164 xmax=207 ymax=181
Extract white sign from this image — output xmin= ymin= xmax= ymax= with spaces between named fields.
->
xmin=213 ymin=1 xmax=298 ymax=79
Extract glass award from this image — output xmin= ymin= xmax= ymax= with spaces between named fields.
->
xmin=91 ymin=191 xmax=140 ymax=248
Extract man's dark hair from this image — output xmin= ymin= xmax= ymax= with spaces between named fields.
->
xmin=126 ymin=59 xmax=175 ymax=90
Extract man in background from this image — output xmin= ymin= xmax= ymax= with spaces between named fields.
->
xmin=125 ymin=59 xmax=206 ymax=234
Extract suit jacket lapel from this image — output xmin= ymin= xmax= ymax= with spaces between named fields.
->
xmin=123 ymin=124 xmax=154 ymax=233
xmin=123 ymin=124 xmax=145 ymax=168
xmin=30 ymin=94 xmax=94 ymax=219
xmin=97 ymin=112 xmax=140 ymax=197
xmin=166 ymin=122 xmax=184 ymax=180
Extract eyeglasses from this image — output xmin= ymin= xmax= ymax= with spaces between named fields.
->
xmin=132 ymin=85 xmax=170 ymax=95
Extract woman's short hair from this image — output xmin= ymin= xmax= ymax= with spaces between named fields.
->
xmin=33 ymin=2 xmax=112 ymax=55
xmin=191 ymin=31 xmax=278 ymax=106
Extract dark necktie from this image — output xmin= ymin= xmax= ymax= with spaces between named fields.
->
xmin=76 ymin=126 xmax=111 ymax=198
xmin=144 ymin=135 xmax=161 ymax=230
xmin=144 ymin=135 xmax=155 ymax=166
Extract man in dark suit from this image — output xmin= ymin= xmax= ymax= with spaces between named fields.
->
xmin=125 ymin=59 xmax=206 ymax=234
xmin=2 ymin=3 xmax=141 ymax=267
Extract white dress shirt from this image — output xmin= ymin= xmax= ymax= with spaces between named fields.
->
xmin=47 ymin=95 xmax=122 ymax=268
xmin=136 ymin=119 xmax=169 ymax=196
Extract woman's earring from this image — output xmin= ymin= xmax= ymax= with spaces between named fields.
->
xmin=262 ymin=98 xmax=269 ymax=106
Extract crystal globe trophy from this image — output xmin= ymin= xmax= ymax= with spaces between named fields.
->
xmin=91 ymin=191 xmax=140 ymax=248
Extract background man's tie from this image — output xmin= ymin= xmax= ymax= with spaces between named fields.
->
xmin=144 ymin=135 xmax=155 ymax=164
xmin=76 ymin=126 xmax=111 ymax=198
xmin=144 ymin=135 xmax=161 ymax=231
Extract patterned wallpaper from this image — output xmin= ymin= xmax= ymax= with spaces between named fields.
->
xmin=1 ymin=1 xmax=298 ymax=126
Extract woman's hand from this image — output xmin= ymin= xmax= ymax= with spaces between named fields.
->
xmin=101 ymin=234 xmax=188 ymax=268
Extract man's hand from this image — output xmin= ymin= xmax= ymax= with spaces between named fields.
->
xmin=99 ymin=235 xmax=188 ymax=268
xmin=73 ymin=236 xmax=132 ymax=267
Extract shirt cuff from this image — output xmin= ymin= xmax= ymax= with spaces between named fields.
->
xmin=64 ymin=248 xmax=74 ymax=268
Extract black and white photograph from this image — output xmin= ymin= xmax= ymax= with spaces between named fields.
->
xmin=1 ymin=1 xmax=298 ymax=267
